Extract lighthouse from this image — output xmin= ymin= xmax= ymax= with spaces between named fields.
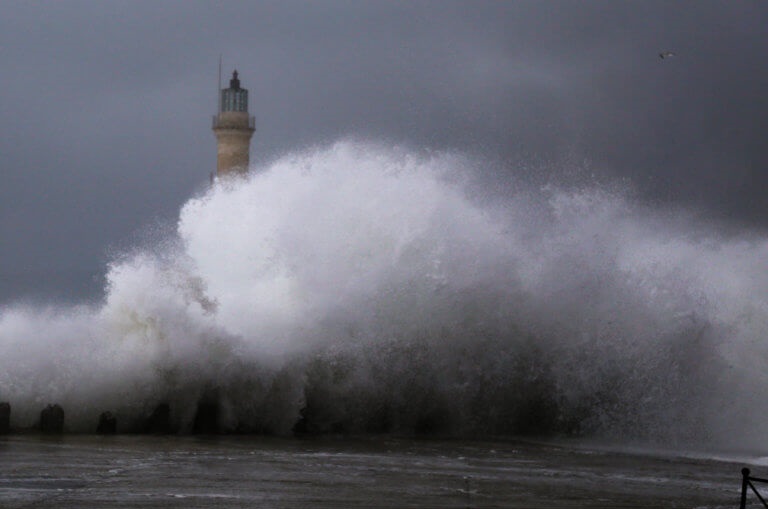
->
xmin=212 ymin=70 xmax=255 ymax=176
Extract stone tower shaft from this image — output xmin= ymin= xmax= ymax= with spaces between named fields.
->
xmin=212 ymin=70 xmax=255 ymax=176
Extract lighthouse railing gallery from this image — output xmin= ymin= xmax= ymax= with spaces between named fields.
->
xmin=212 ymin=115 xmax=256 ymax=130
xmin=741 ymin=468 xmax=768 ymax=508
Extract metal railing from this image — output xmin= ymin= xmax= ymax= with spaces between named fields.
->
xmin=741 ymin=468 xmax=768 ymax=508
xmin=211 ymin=115 xmax=256 ymax=130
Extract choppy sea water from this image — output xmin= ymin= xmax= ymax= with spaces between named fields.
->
xmin=0 ymin=435 xmax=748 ymax=508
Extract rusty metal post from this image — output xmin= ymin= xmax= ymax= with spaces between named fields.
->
xmin=743 ymin=467 xmax=751 ymax=509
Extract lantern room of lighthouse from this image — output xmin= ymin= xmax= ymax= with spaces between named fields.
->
xmin=212 ymin=70 xmax=256 ymax=176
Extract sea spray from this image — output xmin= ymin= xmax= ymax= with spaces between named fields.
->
xmin=1 ymin=140 xmax=767 ymax=446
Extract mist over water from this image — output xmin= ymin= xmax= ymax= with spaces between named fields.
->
xmin=1 ymin=140 xmax=767 ymax=449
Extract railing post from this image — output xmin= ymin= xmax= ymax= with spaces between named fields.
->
xmin=742 ymin=467 xmax=751 ymax=509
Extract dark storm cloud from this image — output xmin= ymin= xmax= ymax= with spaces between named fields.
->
xmin=1 ymin=0 xmax=767 ymax=301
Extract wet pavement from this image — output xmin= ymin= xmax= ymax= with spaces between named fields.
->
xmin=0 ymin=435 xmax=746 ymax=508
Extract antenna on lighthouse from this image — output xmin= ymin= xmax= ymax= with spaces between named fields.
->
xmin=217 ymin=54 xmax=222 ymax=113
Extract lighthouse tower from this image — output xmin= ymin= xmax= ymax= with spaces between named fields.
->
xmin=212 ymin=70 xmax=255 ymax=176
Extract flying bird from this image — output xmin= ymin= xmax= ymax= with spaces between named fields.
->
xmin=659 ymin=51 xmax=676 ymax=59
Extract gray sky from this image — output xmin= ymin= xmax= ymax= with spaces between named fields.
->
xmin=1 ymin=0 xmax=767 ymax=303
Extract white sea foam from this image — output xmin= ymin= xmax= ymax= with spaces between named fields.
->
xmin=1 ymin=140 xmax=767 ymax=445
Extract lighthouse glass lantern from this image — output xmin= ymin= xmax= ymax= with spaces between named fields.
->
xmin=221 ymin=70 xmax=248 ymax=112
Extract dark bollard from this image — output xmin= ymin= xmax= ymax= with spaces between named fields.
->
xmin=0 ymin=402 xmax=10 ymax=434
xmin=145 ymin=403 xmax=171 ymax=434
xmin=292 ymin=407 xmax=309 ymax=435
xmin=40 ymin=404 xmax=65 ymax=433
xmin=192 ymin=400 xmax=219 ymax=434
xmin=97 ymin=411 xmax=117 ymax=434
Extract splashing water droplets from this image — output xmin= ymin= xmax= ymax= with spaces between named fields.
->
xmin=1 ymin=140 xmax=767 ymax=445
